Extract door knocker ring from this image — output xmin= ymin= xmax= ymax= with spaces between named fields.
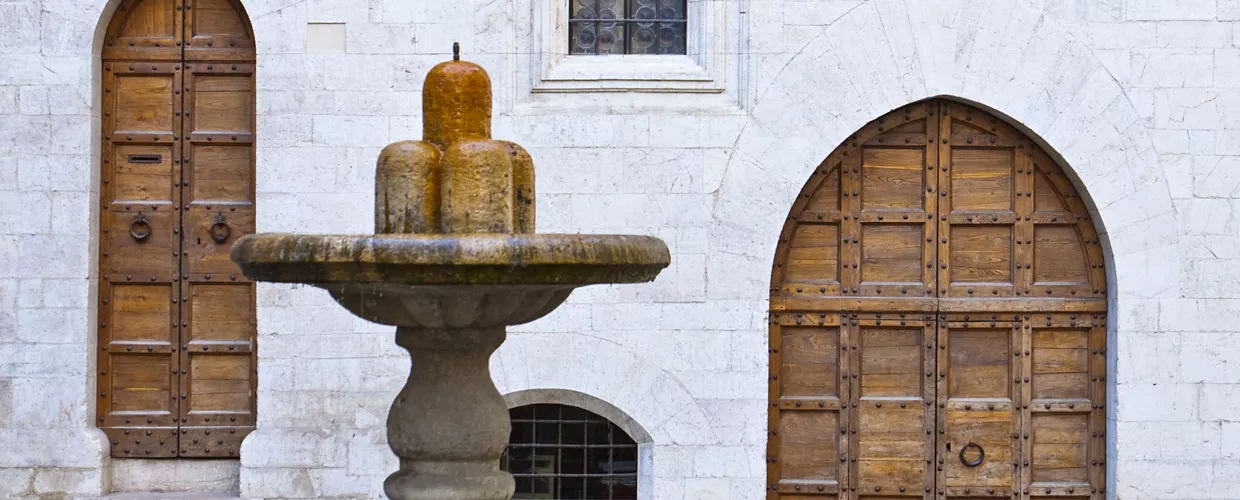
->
xmin=210 ymin=213 xmax=231 ymax=244
xmin=959 ymin=442 xmax=984 ymax=467
xmin=129 ymin=212 xmax=152 ymax=242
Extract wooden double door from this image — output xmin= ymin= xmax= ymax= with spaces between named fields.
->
xmin=97 ymin=0 xmax=257 ymax=459
xmin=768 ymin=100 xmax=1108 ymax=500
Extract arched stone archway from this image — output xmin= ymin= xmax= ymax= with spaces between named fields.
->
xmin=713 ymin=1 xmax=1179 ymax=497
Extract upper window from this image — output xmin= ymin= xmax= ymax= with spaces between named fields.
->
xmin=568 ymin=0 xmax=687 ymax=55
xmin=502 ymin=404 xmax=639 ymax=499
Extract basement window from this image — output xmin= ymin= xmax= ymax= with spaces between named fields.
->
xmin=502 ymin=404 xmax=639 ymax=499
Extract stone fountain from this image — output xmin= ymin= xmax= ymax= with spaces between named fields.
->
xmin=230 ymin=46 xmax=670 ymax=500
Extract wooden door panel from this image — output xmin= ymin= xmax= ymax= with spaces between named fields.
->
xmin=184 ymin=0 xmax=255 ymax=61
xmin=183 ymin=206 xmax=253 ymax=278
xmin=770 ymin=315 xmax=847 ymax=497
xmin=861 ymin=224 xmax=924 ymax=286
xmin=937 ymin=322 xmax=1019 ymax=499
xmin=190 ymin=73 xmax=254 ymax=132
xmin=1022 ymin=317 xmax=1105 ymax=500
xmin=862 ymin=148 xmax=926 ymax=211
xmin=188 ymin=283 xmax=254 ymax=341
xmin=113 ymin=74 xmax=177 ymax=135
xmin=1032 ymin=228 xmax=1090 ymax=286
xmin=948 ymin=149 xmax=1013 ymax=212
xmin=853 ymin=319 xmax=934 ymax=499
xmin=105 ymin=208 xmax=178 ymax=277
xmin=102 ymin=0 xmax=182 ymax=61
xmin=784 ymin=224 xmax=841 ymax=285
xmin=947 ymin=226 xmax=1012 ymax=288
xmin=946 ymin=329 xmax=1011 ymax=399
xmin=109 ymin=144 xmax=177 ymax=203
xmin=770 ymin=100 xmax=1107 ymax=499
xmin=99 ymin=282 xmax=180 ymax=458
xmin=189 ymin=145 xmax=253 ymax=202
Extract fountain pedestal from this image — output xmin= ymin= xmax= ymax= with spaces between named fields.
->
xmin=386 ymin=326 xmax=510 ymax=500
xmin=231 ymin=45 xmax=670 ymax=500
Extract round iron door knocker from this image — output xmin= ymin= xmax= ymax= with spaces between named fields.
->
xmin=959 ymin=442 xmax=984 ymax=467
xmin=210 ymin=213 xmax=231 ymax=244
xmin=129 ymin=213 xmax=152 ymax=242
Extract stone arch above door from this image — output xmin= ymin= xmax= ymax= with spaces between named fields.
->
xmin=766 ymin=98 xmax=1110 ymax=499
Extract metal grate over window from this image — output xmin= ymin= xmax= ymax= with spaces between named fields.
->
xmin=502 ymin=404 xmax=639 ymax=499
xmin=568 ymin=0 xmax=688 ymax=55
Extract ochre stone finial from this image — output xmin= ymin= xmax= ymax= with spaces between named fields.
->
xmin=375 ymin=53 xmax=536 ymax=236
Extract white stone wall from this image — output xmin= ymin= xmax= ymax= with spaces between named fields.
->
xmin=2 ymin=0 xmax=1239 ymax=498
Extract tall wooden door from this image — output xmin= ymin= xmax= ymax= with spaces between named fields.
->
xmin=98 ymin=0 xmax=257 ymax=459
xmin=768 ymin=100 xmax=1107 ymax=500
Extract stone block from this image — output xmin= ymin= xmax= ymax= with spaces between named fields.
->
xmin=1223 ymin=422 xmax=1240 ymax=458
xmin=0 ymin=2 xmax=40 ymax=53
xmin=1201 ymin=384 xmax=1240 ymax=421
xmin=1116 ymin=331 xmax=1179 ymax=384
xmin=1155 ymin=89 xmax=1223 ymax=129
xmin=10 ymin=376 xmax=85 ymax=428
xmin=1088 ymin=22 xmax=1155 ymax=48
xmin=0 ymin=86 xmax=18 ymax=114
xmin=16 ymin=307 xmax=83 ymax=345
xmin=41 ymin=279 xmax=87 ymax=309
xmin=0 ymin=191 xmax=50 ymax=235
xmin=311 ymin=115 xmax=390 ymax=147
xmin=1125 ymin=0 xmax=1216 ymax=20
xmin=50 ymin=191 xmax=88 ymax=236
xmin=109 ymin=459 xmax=240 ymax=493
xmin=1157 ymin=21 xmax=1232 ymax=48
xmin=1131 ymin=49 xmax=1214 ymax=88
xmin=1117 ymin=383 xmax=1197 ymax=421
xmin=684 ymin=477 xmax=730 ymax=499
xmin=305 ymin=23 xmax=346 ymax=55
xmin=17 ymin=86 xmax=48 ymax=116
xmin=240 ymin=429 xmax=344 ymax=468
xmin=1115 ymin=460 xmax=1211 ymax=499
xmin=1182 ymin=333 xmax=1240 ymax=383
xmin=33 ymin=468 xmax=103 ymax=496
xmin=239 ymin=467 xmax=316 ymax=498
xmin=0 ymin=468 xmax=33 ymax=496
xmin=692 ymin=445 xmax=753 ymax=478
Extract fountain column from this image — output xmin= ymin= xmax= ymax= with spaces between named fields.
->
xmin=385 ymin=327 xmax=511 ymax=500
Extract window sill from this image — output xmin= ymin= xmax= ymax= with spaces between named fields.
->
xmin=534 ymin=54 xmax=724 ymax=93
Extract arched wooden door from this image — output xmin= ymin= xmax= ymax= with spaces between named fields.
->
xmin=767 ymin=100 xmax=1107 ymax=500
xmin=98 ymin=0 xmax=257 ymax=459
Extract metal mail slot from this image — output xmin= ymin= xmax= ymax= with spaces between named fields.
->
xmin=127 ymin=154 xmax=162 ymax=164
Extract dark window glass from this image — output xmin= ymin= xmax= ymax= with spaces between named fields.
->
xmin=569 ymin=0 xmax=687 ymax=55
xmin=502 ymin=404 xmax=639 ymax=499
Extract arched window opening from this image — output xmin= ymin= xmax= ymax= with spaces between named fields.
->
xmin=503 ymin=404 xmax=639 ymax=499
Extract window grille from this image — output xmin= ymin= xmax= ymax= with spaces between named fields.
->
xmin=568 ymin=0 xmax=688 ymax=55
xmin=502 ymin=404 xmax=639 ymax=499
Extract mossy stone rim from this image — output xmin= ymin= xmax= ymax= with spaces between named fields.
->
xmin=231 ymin=233 xmax=671 ymax=286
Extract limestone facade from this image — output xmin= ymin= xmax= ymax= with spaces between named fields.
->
xmin=0 ymin=0 xmax=1238 ymax=498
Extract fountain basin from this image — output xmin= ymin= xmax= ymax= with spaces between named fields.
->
xmin=231 ymin=233 xmax=670 ymax=328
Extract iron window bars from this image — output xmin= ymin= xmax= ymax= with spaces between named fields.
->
xmin=569 ymin=0 xmax=688 ymax=55
xmin=502 ymin=404 xmax=639 ymax=499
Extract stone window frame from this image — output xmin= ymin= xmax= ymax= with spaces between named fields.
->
xmin=528 ymin=0 xmax=728 ymax=93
